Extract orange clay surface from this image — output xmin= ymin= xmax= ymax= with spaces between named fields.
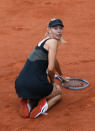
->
xmin=0 ymin=0 xmax=95 ymax=131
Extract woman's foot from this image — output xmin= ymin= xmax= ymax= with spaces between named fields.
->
xmin=30 ymin=98 xmax=48 ymax=119
xmin=19 ymin=98 xmax=31 ymax=118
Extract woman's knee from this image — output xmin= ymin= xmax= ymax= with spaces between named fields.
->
xmin=54 ymin=83 xmax=62 ymax=95
xmin=46 ymin=83 xmax=62 ymax=100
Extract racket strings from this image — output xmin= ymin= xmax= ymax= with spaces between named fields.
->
xmin=63 ymin=80 xmax=87 ymax=88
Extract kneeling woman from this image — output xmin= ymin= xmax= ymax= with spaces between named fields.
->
xmin=15 ymin=18 xmax=69 ymax=118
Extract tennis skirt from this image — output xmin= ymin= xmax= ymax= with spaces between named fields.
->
xmin=15 ymin=59 xmax=53 ymax=100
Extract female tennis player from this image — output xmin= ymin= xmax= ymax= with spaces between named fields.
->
xmin=15 ymin=18 xmax=69 ymax=119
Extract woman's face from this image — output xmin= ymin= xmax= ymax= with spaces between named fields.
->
xmin=48 ymin=25 xmax=64 ymax=40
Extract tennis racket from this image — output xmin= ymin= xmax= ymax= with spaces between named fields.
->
xmin=46 ymin=72 xmax=89 ymax=90
xmin=54 ymin=74 xmax=89 ymax=90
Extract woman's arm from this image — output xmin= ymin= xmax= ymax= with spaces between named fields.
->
xmin=46 ymin=39 xmax=58 ymax=83
xmin=55 ymin=59 xmax=63 ymax=76
xmin=55 ymin=59 xmax=70 ymax=81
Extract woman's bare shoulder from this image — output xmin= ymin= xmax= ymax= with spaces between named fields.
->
xmin=46 ymin=38 xmax=58 ymax=47
xmin=47 ymin=38 xmax=57 ymax=43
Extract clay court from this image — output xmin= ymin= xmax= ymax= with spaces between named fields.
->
xmin=0 ymin=0 xmax=95 ymax=130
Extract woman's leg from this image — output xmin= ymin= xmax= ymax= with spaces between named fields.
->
xmin=46 ymin=82 xmax=62 ymax=109
xmin=30 ymin=82 xmax=62 ymax=118
xmin=46 ymin=82 xmax=62 ymax=100
xmin=47 ymin=94 xmax=62 ymax=109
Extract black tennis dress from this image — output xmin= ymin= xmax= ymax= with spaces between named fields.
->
xmin=15 ymin=38 xmax=53 ymax=100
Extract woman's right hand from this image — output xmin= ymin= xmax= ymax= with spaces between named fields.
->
xmin=60 ymin=74 xmax=70 ymax=82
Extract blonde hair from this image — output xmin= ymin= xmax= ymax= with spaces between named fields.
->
xmin=60 ymin=37 xmax=67 ymax=44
